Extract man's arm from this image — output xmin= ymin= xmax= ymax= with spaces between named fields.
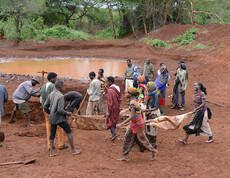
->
xmin=57 ymin=96 xmax=69 ymax=116
xmin=3 ymin=86 xmax=8 ymax=102
xmin=24 ymin=83 xmax=40 ymax=95
xmin=44 ymin=96 xmax=51 ymax=114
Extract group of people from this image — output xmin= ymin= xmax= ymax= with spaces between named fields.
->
xmin=0 ymin=58 xmax=214 ymax=160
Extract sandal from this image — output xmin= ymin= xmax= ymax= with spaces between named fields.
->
xmin=180 ymin=107 xmax=186 ymax=111
xmin=59 ymin=144 xmax=68 ymax=150
xmin=178 ymin=139 xmax=187 ymax=145
xmin=205 ymin=138 xmax=214 ymax=143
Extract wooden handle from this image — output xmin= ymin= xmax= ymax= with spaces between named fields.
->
xmin=76 ymin=93 xmax=88 ymax=115
xmin=206 ymin=100 xmax=227 ymax=108
xmin=0 ymin=161 xmax=23 ymax=166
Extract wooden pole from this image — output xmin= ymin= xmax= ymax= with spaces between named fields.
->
xmin=206 ymin=100 xmax=227 ymax=108
xmin=37 ymin=71 xmax=48 ymax=86
xmin=76 ymin=93 xmax=88 ymax=115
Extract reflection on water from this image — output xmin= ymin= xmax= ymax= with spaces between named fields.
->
xmin=0 ymin=59 xmax=127 ymax=79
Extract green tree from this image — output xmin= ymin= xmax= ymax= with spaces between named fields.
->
xmin=0 ymin=0 xmax=45 ymax=41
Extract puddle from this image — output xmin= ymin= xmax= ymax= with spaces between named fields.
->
xmin=0 ymin=58 xmax=127 ymax=79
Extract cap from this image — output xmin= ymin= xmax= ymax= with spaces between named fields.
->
xmin=32 ymin=76 xmax=41 ymax=84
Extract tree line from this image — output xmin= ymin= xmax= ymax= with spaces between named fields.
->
xmin=0 ymin=0 xmax=229 ymax=42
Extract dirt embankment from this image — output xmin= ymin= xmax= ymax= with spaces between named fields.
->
xmin=0 ymin=24 xmax=230 ymax=177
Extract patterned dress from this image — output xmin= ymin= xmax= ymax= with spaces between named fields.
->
xmin=122 ymin=100 xmax=155 ymax=155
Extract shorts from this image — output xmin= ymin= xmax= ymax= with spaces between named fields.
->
xmin=14 ymin=102 xmax=30 ymax=114
xmin=50 ymin=121 xmax=72 ymax=140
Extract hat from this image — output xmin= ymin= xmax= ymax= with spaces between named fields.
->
xmin=32 ymin=76 xmax=41 ymax=84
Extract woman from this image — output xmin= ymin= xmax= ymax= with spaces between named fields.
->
xmin=144 ymin=82 xmax=160 ymax=147
xmin=171 ymin=63 xmax=188 ymax=110
xmin=116 ymin=87 xmax=158 ymax=161
xmin=133 ymin=66 xmax=141 ymax=88
xmin=179 ymin=82 xmax=214 ymax=144
xmin=155 ymin=65 xmax=169 ymax=115
xmin=137 ymin=75 xmax=148 ymax=103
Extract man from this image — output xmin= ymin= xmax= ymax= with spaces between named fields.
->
xmin=64 ymin=91 xmax=83 ymax=113
xmin=123 ymin=59 xmax=134 ymax=92
xmin=106 ymin=76 xmax=122 ymax=141
xmin=143 ymin=58 xmax=154 ymax=80
xmin=44 ymin=80 xmax=80 ymax=157
xmin=40 ymin=72 xmax=67 ymax=150
xmin=98 ymin=69 xmax=106 ymax=114
xmin=9 ymin=76 xmax=41 ymax=126
xmin=0 ymin=84 xmax=8 ymax=147
xmin=86 ymin=72 xmax=101 ymax=115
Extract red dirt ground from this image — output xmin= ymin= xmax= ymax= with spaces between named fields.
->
xmin=0 ymin=24 xmax=230 ymax=177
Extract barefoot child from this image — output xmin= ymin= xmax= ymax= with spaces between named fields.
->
xmin=116 ymin=87 xmax=158 ymax=161
xmin=44 ymin=80 xmax=81 ymax=157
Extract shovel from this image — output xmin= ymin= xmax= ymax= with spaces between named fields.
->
xmin=0 ymin=159 xmax=36 ymax=166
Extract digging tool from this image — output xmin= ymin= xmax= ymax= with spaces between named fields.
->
xmin=0 ymin=159 xmax=36 ymax=166
xmin=75 ymin=93 xmax=88 ymax=115
xmin=37 ymin=71 xmax=48 ymax=86
xmin=206 ymin=100 xmax=227 ymax=108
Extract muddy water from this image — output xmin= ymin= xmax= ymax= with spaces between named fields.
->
xmin=0 ymin=59 xmax=127 ymax=79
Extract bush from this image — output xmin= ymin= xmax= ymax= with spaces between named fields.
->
xmin=193 ymin=44 xmax=208 ymax=49
xmin=32 ymin=17 xmax=45 ymax=30
xmin=44 ymin=25 xmax=74 ymax=39
xmin=172 ymin=28 xmax=199 ymax=46
xmin=172 ymin=35 xmax=182 ymax=43
xmin=21 ymin=25 xmax=38 ymax=39
xmin=3 ymin=19 xmax=20 ymax=41
xmin=143 ymin=38 xmax=167 ymax=48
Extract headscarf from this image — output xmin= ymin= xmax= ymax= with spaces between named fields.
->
xmin=145 ymin=82 xmax=158 ymax=103
xmin=155 ymin=66 xmax=169 ymax=93
xmin=128 ymin=87 xmax=137 ymax=96
xmin=137 ymin=75 xmax=146 ymax=84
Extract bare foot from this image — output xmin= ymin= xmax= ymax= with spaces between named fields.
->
xmin=117 ymin=156 xmax=129 ymax=161
xmin=27 ymin=123 xmax=33 ymax=127
xmin=59 ymin=144 xmax=68 ymax=150
xmin=151 ymin=150 xmax=158 ymax=161
xmin=9 ymin=120 xmax=15 ymax=123
xmin=50 ymin=152 xmax=58 ymax=157
xmin=72 ymin=149 xmax=81 ymax=155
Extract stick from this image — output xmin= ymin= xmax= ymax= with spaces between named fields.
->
xmin=76 ymin=93 xmax=88 ymax=115
xmin=145 ymin=111 xmax=193 ymax=123
xmin=206 ymin=100 xmax=227 ymax=108
xmin=0 ymin=159 xmax=36 ymax=166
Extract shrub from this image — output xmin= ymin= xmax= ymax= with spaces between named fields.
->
xmin=21 ymin=25 xmax=38 ymax=39
xmin=172 ymin=28 xmax=199 ymax=46
xmin=44 ymin=25 xmax=74 ymax=39
xmin=143 ymin=38 xmax=167 ymax=48
xmin=32 ymin=17 xmax=45 ymax=30
xmin=172 ymin=35 xmax=182 ymax=43
xmin=3 ymin=19 xmax=20 ymax=41
xmin=193 ymin=44 xmax=208 ymax=49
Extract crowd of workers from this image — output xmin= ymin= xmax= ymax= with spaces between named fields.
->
xmin=0 ymin=58 xmax=214 ymax=160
